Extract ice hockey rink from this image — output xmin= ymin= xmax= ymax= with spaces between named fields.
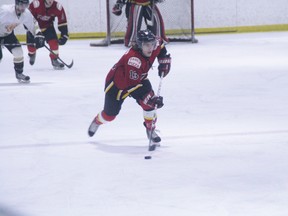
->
xmin=1 ymin=31 xmax=288 ymax=216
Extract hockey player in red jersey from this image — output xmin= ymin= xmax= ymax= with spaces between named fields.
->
xmin=26 ymin=0 xmax=69 ymax=69
xmin=88 ymin=29 xmax=171 ymax=146
xmin=112 ymin=0 xmax=169 ymax=47
xmin=0 ymin=0 xmax=45 ymax=83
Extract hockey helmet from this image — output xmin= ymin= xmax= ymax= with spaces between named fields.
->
xmin=15 ymin=0 xmax=29 ymax=5
xmin=15 ymin=0 xmax=29 ymax=14
xmin=136 ymin=29 xmax=156 ymax=50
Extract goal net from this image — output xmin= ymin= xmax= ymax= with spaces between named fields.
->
xmin=91 ymin=0 xmax=197 ymax=46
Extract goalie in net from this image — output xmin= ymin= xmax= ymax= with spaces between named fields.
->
xmin=112 ymin=0 xmax=169 ymax=47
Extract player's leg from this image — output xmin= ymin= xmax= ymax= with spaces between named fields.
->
xmin=26 ymin=31 xmax=37 ymax=65
xmin=5 ymin=33 xmax=30 ymax=83
xmin=88 ymin=93 xmax=123 ymax=137
xmin=130 ymin=79 xmax=161 ymax=143
xmin=88 ymin=78 xmax=127 ymax=137
xmin=43 ymin=27 xmax=64 ymax=70
xmin=145 ymin=5 xmax=169 ymax=43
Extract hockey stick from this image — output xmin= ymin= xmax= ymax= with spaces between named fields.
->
xmin=145 ymin=73 xmax=164 ymax=159
xmin=44 ymin=44 xmax=74 ymax=69
xmin=1 ymin=43 xmax=35 ymax=46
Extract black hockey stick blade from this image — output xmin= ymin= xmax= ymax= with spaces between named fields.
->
xmin=148 ymin=143 xmax=157 ymax=151
xmin=90 ymin=39 xmax=109 ymax=47
xmin=44 ymin=44 xmax=73 ymax=69
xmin=63 ymin=59 xmax=74 ymax=68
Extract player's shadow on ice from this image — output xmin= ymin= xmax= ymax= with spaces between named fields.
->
xmin=89 ymin=141 xmax=149 ymax=155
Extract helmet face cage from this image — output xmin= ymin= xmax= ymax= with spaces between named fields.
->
xmin=136 ymin=29 xmax=156 ymax=50
xmin=15 ymin=0 xmax=29 ymax=13
xmin=15 ymin=0 xmax=29 ymax=5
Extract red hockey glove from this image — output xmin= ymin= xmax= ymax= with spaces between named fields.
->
xmin=148 ymin=96 xmax=164 ymax=109
xmin=112 ymin=2 xmax=123 ymax=16
xmin=158 ymin=54 xmax=171 ymax=77
xmin=141 ymin=91 xmax=164 ymax=109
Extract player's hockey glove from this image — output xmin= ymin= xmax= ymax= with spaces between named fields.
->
xmin=141 ymin=91 xmax=164 ymax=109
xmin=112 ymin=1 xmax=124 ymax=16
xmin=148 ymin=96 xmax=164 ymax=109
xmin=58 ymin=34 xmax=69 ymax=45
xmin=158 ymin=54 xmax=171 ymax=77
xmin=35 ymin=32 xmax=45 ymax=49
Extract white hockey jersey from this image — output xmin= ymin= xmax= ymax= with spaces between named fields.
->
xmin=0 ymin=4 xmax=41 ymax=37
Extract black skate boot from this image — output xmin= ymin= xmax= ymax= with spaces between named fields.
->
xmin=51 ymin=59 xmax=64 ymax=70
xmin=16 ymin=72 xmax=30 ymax=83
xmin=88 ymin=120 xmax=100 ymax=137
xmin=28 ymin=53 xmax=36 ymax=65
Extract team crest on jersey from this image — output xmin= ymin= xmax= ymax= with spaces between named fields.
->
xmin=5 ymin=23 xmax=19 ymax=32
xmin=128 ymin=57 xmax=141 ymax=69
xmin=129 ymin=70 xmax=139 ymax=80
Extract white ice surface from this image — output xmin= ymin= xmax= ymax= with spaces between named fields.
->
xmin=1 ymin=32 xmax=288 ymax=216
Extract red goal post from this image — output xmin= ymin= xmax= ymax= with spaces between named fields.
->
xmin=90 ymin=0 xmax=197 ymax=46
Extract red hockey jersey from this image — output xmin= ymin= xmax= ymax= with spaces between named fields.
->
xmin=106 ymin=39 xmax=164 ymax=92
xmin=29 ymin=0 xmax=67 ymax=31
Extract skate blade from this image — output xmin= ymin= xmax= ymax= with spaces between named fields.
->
xmin=148 ymin=142 xmax=160 ymax=151
xmin=53 ymin=66 xmax=65 ymax=70
xmin=17 ymin=79 xmax=30 ymax=84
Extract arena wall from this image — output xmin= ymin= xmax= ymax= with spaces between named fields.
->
xmin=2 ymin=0 xmax=288 ymax=38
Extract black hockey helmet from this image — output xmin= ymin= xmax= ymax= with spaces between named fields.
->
xmin=15 ymin=0 xmax=29 ymax=5
xmin=15 ymin=0 xmax=29 ymax=15
xmin=136 ymin=29 xmax=156 ymax=50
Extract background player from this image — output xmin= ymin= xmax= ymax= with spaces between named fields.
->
xmin=26 ymin=0 xmax=69 ymax=70
xmin=0 ymin=0 xmax=45 ymax=83
xmin=88 ymin=29 xmax=171 ymax=147
xmin=112 ymin=0 xmax=169 ymax=47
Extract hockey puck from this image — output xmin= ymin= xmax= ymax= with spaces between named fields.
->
xmin=144 ymin=156 xmax=152 ymax=160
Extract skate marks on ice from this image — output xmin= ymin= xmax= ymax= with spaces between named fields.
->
xmin=89 ymin=129 xmax=288 ymax=156
xmin=0 ymin=141 xmax=87 ymax=150
xmin=1 ymin=129 xmax=287 ymax=151
xmin=0 ymin=82 xmax=53 ymax=87
xmin=89 ymin=141 xmax=148 ymax=155
xmin=164 ymin=129 xmax=288 ymax=141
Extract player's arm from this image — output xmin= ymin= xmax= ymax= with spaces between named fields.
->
xmin=23 ymin=11 xmax=45 ymax=48
xmin=157 ymin=40 xmax=171 ymax=77
xmin=56 ymin=3 xmax=69 ymax=45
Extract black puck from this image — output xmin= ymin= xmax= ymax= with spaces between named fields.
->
xmin=144 ymin=156 xmax=152 ymax=160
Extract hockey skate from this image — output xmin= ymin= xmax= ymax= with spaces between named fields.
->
xmin=88 ymin=120 xmax=100 ymax=137
xmin=144 ymin=123 xmax=161 ymax=151
xmin=16 ymin=73 xmax=30 ymax=83
xmin=51 ymin=59 xmax=64 ymax=70
xmin=28 ymin=53 xmax=36 ymax=65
